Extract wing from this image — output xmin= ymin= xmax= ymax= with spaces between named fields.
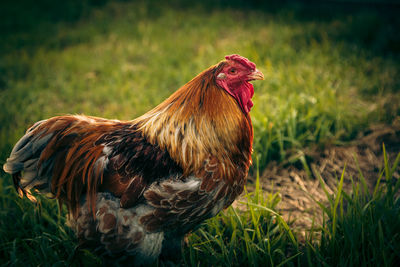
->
xmin=139 ymin=156 xmax=248 ymax=233
xmin=97 ymin=124 xmax=182 ymax=209
xmin=3 ymin=115 xmax=182 ymax=216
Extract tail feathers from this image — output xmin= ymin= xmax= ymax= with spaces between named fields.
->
xmin=12 ymin=173 xmax=24 ymax=197
xmin=11 ymin=172 xmax=37 ymax=202
xmin=3 ymin=120 xmax=54 ymax=202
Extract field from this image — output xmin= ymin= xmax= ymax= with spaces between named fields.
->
xmin=0 ymin=0 xmax=399 ymax=266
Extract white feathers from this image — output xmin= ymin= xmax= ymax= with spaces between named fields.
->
xmin=171 ymin=176 xmax=201 ymax=191
xmin=185 ymin=177 xmax=201 ymax=190
xmin=217 ymin=72 xmax=226 ymax=79
xmin=150 ymin=175 xmax=201 ymax=194
xmin=102 ymin=145 xmax=112 ymax=156
xmin=137 ymin=229 xmax=164 ymax=263
xmin=72 ymin=193 xmax=165 ymax=265
xmin=94 ymin=148 xmax=111 ymax=174
xmin=93 ymin=157 xmax=107 ymax=177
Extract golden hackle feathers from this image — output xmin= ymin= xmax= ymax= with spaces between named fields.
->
xmin=8 ymin=59 xmax=254 ymax=219
xmin=2 ymin=55 xmax=260 ymax=263
xmin=134 ymin=63 xmax=253 ymax=183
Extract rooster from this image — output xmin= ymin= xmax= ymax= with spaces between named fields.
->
xmin=3 ymin=54 xmax=263 ymax=264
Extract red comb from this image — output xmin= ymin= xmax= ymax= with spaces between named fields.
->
xmin=225 ymin=54 xmax=256 ymax=70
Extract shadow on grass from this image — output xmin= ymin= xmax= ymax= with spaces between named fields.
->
xmin=1 ymin=0 xmax=399 ymax=54
xmin=1 ymin=0 xmax=398 ymax=93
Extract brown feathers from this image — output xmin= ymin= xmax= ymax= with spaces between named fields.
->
xmin=4 ymin=55 xmax=259 ymax=262
xmin=135 ymin=63 xmax=253 ymax=184
xmin=21 ymin=115 xmax=183 ymax=217
xmin=7 ymin=61 xmax=253 ymax=221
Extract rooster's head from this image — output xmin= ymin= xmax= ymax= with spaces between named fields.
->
xmin=216 ymin=54 xmax=264 ymax=113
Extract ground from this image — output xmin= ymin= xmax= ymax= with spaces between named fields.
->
xmin=243 ymin=119 xmax=400 ymax=239
xmin=1 ymin=0 xmax=400 ymax=265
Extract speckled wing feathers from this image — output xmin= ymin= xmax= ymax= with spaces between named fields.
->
xmin=69 ymin=192 xmax=164 ymax=265
xmin=3 ymin=57 xmax=256 ymax=263
xmin=140 ymin=156 xmax=248 ymax=233
xmin=4 ymin=115 xmax=183 ymax=216
xmin=97 ymin=126 xmax=182 ymax=209
xmin=4 ymin=114 xmax=248 ymax=232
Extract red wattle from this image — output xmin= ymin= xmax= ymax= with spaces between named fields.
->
xmin=216 ymin=77 xmax=255 ymax=114
xmin=236 ymin=82 xmax=254 ymax=114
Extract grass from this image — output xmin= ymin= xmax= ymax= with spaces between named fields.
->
xmin=0 ymin=0 xmax=399 ymax=266
xmin=1 ymin=146 xmax=399 ymax=266
xmin=0 ymin=1 xmax=399 ymax=170
xmin=303 ymin=147 xmax=400 ymax=266
xmin=0 ymin=179 xmax=101 ymax=266
xmin=184 ymin=170 xmax=300 ymax=266
xmin=183 ymin=147 xmax=400 ymax=267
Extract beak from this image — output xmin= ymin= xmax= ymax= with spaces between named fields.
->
xmin=248 ymin=69 xmax=264 ymax=81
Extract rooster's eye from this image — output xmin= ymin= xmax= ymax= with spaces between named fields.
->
xmin=229 ymin=68 xmax=237 ymax=74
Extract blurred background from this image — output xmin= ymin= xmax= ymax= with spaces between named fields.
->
xmin=1 ymin=0 xmax=399 ymax=171
xmin=0 ymin=0 xmax=400 ymax=265
xmin=1 ymin=0 xmax=399 ymax=170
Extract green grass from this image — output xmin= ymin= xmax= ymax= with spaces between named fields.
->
xmin=0 ymin=0 xmax=399 ymax=266
xmin=1 ymin=146 xmax=399 ymax=266
xmin=303 ymin=146 xmax=400 ymax=267
xmin=0 ymin=179 xmax=100 ymax=266
xmin=184 ymin=169 xmax=300 ymax=266
xmin=1 ymin=1 xmax=399 ymax=170
xmin=183 ymin=147 xmax=400 ymax=267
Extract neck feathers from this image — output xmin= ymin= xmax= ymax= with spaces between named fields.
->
xmin=134 ymin=64 xmax=253 ymax=177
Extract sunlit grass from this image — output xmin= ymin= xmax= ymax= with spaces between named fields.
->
xmin=184 ymin=170 xmax=299 ymax=266
xmin=303 ymin=146 xmax=400 ymax=266
xmin=0 ymin=1 xmax=399 ymax=266
xmin=1 ymin=145 xmax=399 ymax=266
xmin=183 ymin=147 xmax=400 ymax=266
xmin=0 ymin=1 xmax=398 ymax=170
